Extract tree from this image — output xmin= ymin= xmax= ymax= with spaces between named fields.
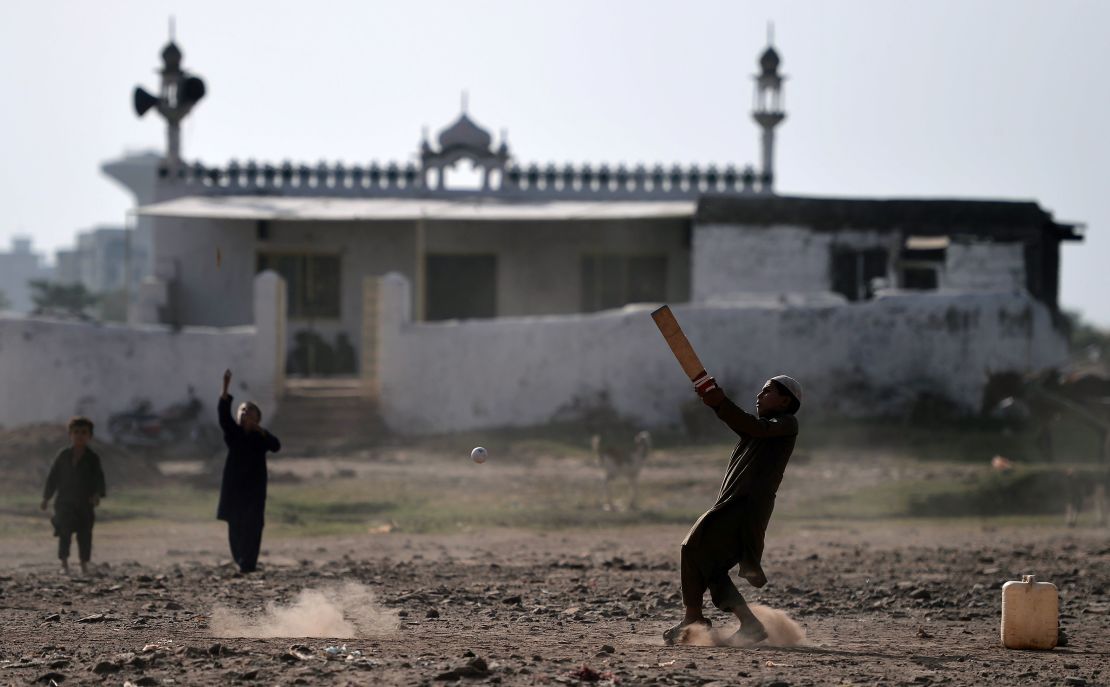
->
xmin=1064 ymin=310 xmax=1110 ymax=366
xmin=29 ymin=280 xmax=100 ymax=320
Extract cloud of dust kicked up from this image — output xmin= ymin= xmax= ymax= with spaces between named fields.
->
xmin=681 ymin=604 xmax=806 ymax=647
xmin=210 ymin=582 xmax=399 ymax=638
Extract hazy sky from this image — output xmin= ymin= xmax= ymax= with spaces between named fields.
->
xmin=1 ymin=1 xmax=1107 ymax=324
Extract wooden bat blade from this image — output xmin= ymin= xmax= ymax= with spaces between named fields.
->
xmin=651 ymin=305 xmax=706 ymax=381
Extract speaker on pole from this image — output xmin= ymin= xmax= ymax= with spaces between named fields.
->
xmin=133 ymin=87 xmax=159 ymax=116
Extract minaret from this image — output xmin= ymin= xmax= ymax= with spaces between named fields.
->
xmin=752 ymin=26 xmax=785 ymax=194
xmin=132 ymin=21 xmax=207 ymax=176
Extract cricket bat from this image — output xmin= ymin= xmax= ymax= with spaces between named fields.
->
xmin=650 ymin=305 xmax=718 ymax=393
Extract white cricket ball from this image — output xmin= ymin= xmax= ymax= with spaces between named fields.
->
xmin=470 ymin=446 xmax=488 ymax=464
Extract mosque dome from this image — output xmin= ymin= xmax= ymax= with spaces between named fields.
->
xmin=759 ymin=45 xmax=780 ymax=75
xmin=161 ymin=41 xmax=182 ymax=68
xmin=437 ymin=112 xmax=493 ymax=152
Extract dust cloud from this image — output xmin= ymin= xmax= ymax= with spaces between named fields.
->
xmin=210 ymin=582 xmax=399 ymax=638
xmin=680 ymin=604 xmax=806 ymax=647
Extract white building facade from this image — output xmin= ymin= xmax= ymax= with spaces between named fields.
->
xmin=95 ymin=39 xmax=1082 ymax=430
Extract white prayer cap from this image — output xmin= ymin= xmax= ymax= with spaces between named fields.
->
xmin=770 ymin=375 xmax=803 ymax=406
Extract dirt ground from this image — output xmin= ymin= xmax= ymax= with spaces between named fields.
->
xmin=2 ymin=441 xmax=1109 ymax=686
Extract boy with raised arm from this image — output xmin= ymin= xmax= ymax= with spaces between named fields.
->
xmin=217 ymin=369 xmax=281 ymax=574
xmin=664 ymin=375 xmax=802 ymax=646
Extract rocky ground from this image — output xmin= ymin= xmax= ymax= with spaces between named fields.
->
xmin=2 ymin=524 xmax=1108 ymax=686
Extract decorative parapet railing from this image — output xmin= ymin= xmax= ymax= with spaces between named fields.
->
xmin=161 ymin=159 xmax=772 ymax=199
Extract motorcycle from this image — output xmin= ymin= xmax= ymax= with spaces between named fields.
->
xmin=108 ymin=388 xmax=222 ymax=453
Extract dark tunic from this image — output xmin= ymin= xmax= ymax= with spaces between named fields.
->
xmin=216 ymin=395 xmax=281 ymax=522
xmin=682 ymin=397 xmax=798 ymax=588
xmin=42 ymin=447 xmax=106 ymax=534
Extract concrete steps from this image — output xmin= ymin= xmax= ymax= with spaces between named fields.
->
xmin=269 ymin=378 xmax=386 ymax=456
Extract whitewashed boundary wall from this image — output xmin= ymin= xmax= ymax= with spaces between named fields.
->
xmin=941 ymin=242 xmax=1025 ymax=292
xmin=376 ymin=273 xmax=1066 ymax=434
xmin=0 ymin=272 xmax=285 ymax=432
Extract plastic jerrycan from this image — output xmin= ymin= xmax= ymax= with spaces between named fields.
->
xmin=1001 ymin=575 xmax=1058 ymax=650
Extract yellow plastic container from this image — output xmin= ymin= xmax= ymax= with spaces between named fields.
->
xmin=1001 ymin=575 xmax=1058 ymax=650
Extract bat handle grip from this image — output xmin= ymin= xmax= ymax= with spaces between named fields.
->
xmin=692 ymin=372 xmax=718 ymax=394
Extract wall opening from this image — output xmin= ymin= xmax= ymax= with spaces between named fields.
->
xmin=831 ymin=247 xmax=888 ymax=302
xmin=442 ymin=161 xmax=484 ymax=191
xmin=899 ymin=235 xmax=948 ymax=291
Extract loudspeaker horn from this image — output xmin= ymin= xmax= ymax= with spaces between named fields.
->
xmin=133 ymin=87 xmax=159 ymax=116
xmin=181 ymin=75 xmax=206 ymax=105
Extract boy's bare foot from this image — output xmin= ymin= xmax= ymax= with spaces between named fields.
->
xmin=663 ymin=618 xmax=711 ymax=646
xmin=730 ymin=620 xmax=769 ymax=647
xmin=79 ymin=561 xmax=90 ymax=576
xmin=741 ymin=570 xmax=768 ymax=588
xmin=59 ymin=561 xmax=70 ymax=575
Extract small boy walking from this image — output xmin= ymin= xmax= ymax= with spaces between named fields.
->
xmin=665 ymin=375 xmax=802 ymax=646
xmin=217 ymin=369 xmax=281 ymax=574
xmin=40 ymin=417 xmax=106 ymax=576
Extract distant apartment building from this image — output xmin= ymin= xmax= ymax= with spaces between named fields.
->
xmin=0 ymin=237 xmax=53 ymax=312
xmin=54 ymin=226 xmax=148 ymax=296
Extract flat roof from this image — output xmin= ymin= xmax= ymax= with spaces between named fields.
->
xmin=136 ymin=196 xmax=696 ymax=222
xmin=696 ymin=195 xmax=1081 ymax=239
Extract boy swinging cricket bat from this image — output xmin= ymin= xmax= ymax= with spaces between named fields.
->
xmin=651 ymin=306 xmax=803 ymax=646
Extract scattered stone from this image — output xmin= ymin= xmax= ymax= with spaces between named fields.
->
xmin=909 ymin=588 xmax=931 ymax=600
xmin=280 ymin=646 xmax=313 ymax=663
xmin=286 ymin=645 xmax=313 ymax=661
xmin=502 ymin=595 xmax=522 ymax=605
xmin=238 ymin=669 xmax=259 ymax=681
xmin=34 ymin=672 xmax=66 ymax=684
xmin=1064 ymin=678 xmax=1086 ymax=687
xmin=599 ymin=645 xmax=615 ymax=654
xmin=91 ymin=660 xmax=120 ymax=674
xmin=42 ymin=613 xmax=60 ymax=622
xmin=567 ymin=665 xmax=612 ymax=682
xmin=435 ymin=657 xmax=489 ymax=680
xmin=426 ymin=609 xmax=440 ymax=618
xmin=77 ymin=613 xmax=106 ymax=623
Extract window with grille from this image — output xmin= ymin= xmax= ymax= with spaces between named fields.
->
xmin=830 ymin=248 xmax=888 ymax=302
xmin=257 ymin=253 xmax=341 ymax=319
